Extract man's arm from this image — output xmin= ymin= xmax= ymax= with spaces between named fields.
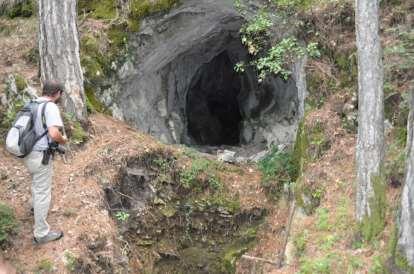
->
xmin=48 ymin=126 xmax=67 ymax=144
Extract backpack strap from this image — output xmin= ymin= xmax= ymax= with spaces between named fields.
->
xmin=32 ymin=101 xmax=51 ymax=145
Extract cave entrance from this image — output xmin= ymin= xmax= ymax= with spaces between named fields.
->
xmin=186 ymin=51 xmax=243 ymax=146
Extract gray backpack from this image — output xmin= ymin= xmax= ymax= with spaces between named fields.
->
xmin=5 ymin=100 xmax=49 ymax=158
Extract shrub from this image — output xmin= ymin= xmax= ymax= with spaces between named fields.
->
xmin=0 ymin=203 xmax=18 ymax=247
xmin=258 ymin=146 xmax=298 ymax=198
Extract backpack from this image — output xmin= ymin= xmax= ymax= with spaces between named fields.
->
xmin=5 ymin=100 xmax=49 ymax=158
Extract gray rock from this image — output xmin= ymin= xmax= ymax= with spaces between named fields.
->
xmin=249 ymin=150 xmax=268 ymax=163
xmin=217 ymin=150 xmax=236 ymax=163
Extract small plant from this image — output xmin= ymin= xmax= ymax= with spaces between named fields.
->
xmin=315 ymin=207 xmax=331 ymax=231
xmin=254 ymin=38 xmax=320 ymax=81
xmin=320 ymin=234 xmax=338 ymax=251
xmin=115 ymin=211 xmax=130 ymax=222
xmin=293 ymin=230 xmax=308 ymax=257
xmin=63 ymin=250 xmax=77 ymax=272
xmin=299 ymin=254 xmax=333 ymax=274
xmin=36 ymin=259 xmax=54 ymax=273
xmin=0 ymin=203 xmax=18 ymax=247
xmin=0 ymin=98 xmax=24 ymax=139
xmin=348 ymin=256 xmax=364 ymax=272
xmin=179 ymin=158 xmax=210 ymax=189
xmin=258 ymin=146 xmax=298 ymax=198
xmin=62 ymin=113 xmax=88 ymax=145
xmin=153 ymin=158 xmax=172 ymax=174
xmin=207 ymin=175 xmax=223 ymax=190
xmin=369 ymin=255 xmax=387 ymax=274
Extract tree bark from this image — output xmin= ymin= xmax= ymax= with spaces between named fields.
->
xmin=398 ymin=90 xmax=414 ymax=266
xmin=38 ymin=0 xmax=87 ymax=122
xmin=355 ymin=0 xmax=384 ymax=221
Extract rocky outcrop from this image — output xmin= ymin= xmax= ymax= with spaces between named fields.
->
xmin=98 ymin=0 xmax=306 ymax=149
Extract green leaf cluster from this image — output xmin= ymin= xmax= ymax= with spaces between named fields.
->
xmin=0 ymin=203 xmax=18 ymax=246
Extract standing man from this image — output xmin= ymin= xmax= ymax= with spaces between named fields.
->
xmin=23 ymin=80 xmax=67 ymax=244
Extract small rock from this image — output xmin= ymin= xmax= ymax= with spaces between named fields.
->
xmin=217 ymin=150 xmax=236 ymax=163
xmin=249 ymin=150 xmax=268 ymax=163
xmin=342 ymin=102 xmax=355 ymax=114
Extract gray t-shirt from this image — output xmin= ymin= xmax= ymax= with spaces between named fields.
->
xmin=32 ymin=97 xmax=64 ymax=151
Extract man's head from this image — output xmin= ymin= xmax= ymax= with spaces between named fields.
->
xmin=42 ymin=81 xmax=64 ymax=103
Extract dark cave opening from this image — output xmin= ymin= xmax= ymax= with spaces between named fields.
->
xmin=186 ymin=51 xmax=243 ymax=146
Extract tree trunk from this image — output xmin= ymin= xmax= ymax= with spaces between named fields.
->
xmin=38 ymin=0 xmax=87 ymax=122
xmin=355 ymin=0 xmax=384 ymax=221
xmin=397 ymin=90 xmax=414 ymax=266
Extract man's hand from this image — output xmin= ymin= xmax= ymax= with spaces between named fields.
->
xmin=48 ymin=126 xmax=67 ymax=144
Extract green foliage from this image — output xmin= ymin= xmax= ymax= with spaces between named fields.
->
xmin=207 ymin=175 xmax=223 ymax=191
xmin=62 ymin=113 xmax=88 ymax=145
xmin=115 ymin=211 xmax=130 ymax=222
xmin=294 ymin=230 xmax=308 ymax=257
xmin=316 ymin=207 xmax=331 ymax=231
xmin=0 ymin=203 xmax=18 ymax=247
xmin=295 ymin=180 xmax=324 ymax=215
xmin=369 ymin=255 xmax=388 ymax=274
xmin=63 ymin=250 xmax=77 ymax=272
xmin=180 ymin=158 xmax=223 ymax=191
xmin=360 ymin=174 xmax=387 ymax=242
xmin=0 ymin=98 xmax=24 ymax=139
xmin=258 ymin=146 xmax=298 ymax=198
xmin=85 ymin=86 xmax=107 ymax=114
xmin=180 ymin=158 xmax=210 ymax=188
xmin=80 ymin=34 xmax=112 ymax=83
xmin=36 ymin=259 xmax=54 ymax=273
xmin=320 ymin=234 xmax=338 ymax=251
xmin=129 ymin=0 xmax=179 ymax=31
xmin=237 ymin=5 xmax=320 ymax=81
xmin=253 ymin=37 xmax=319 ymax=81
xmin=299 ymin=254 xmax=334 ymax=274
xmin=348 ymin=256 xmax=364 ymax=272
xmin=240 ymin=11 xmax=273 ymax=56
xmin=78 ymin=0 xmax=116 ymax=19
xmin=2 ymin=0 xmax=34 ymax=18
xmin=271 ymin=0 xmax=317 ymax=12
xmin=14 ymin=74 xmax=27 ymax=91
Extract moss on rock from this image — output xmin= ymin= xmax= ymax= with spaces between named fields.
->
xmin=14 ymin=74 xmax=27 ymax=92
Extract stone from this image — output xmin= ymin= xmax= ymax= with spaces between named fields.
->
xmin=342 ymin=102 xmax=355 ymax=114
xmin=249 ymin=150 xmax=268 ymax=163
xmin=217 ymin=150 xmax=236 ymax=163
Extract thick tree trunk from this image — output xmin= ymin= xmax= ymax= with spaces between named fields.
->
xmin=398 ymin=90 xmax=414 ymax=266
xmin=38 ymin=0 xmax=87 ymax=122
xmin=355 ymin=0 xmax=384 ymax=221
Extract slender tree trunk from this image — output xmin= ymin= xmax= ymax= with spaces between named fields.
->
xmin=398 ymin=90 xmax=414 ymax=266
xmin=355 ymin=0 xmax=384 ymax=221
xmin=38 ymin=0 xmax=87 ymax=122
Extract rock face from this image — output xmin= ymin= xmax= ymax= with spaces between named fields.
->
xmin=99 ymin=0 xmax=306 ymax=148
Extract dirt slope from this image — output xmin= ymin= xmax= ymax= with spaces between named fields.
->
xmin=0 ymin=113 xmax=282 ymax=273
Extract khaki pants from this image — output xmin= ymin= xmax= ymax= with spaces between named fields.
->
xmin=23 ymin=151 xmax=53 ymax=238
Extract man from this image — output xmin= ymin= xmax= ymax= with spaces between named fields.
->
xmin=23 ymin=80 xmax=67 ymax=244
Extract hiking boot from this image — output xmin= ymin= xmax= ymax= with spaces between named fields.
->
xmin=33 ymin=231 xmax=64 ymax=245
